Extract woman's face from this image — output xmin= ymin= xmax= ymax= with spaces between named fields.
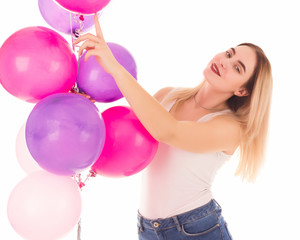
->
xmin=203 ymin=45 xmax=257 ymax=96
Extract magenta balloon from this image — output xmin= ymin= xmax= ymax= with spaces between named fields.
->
xmin=55 ymin=0 xmax=110 ymax=14
xmin=25 ymin=93 xmax=106 ymax=176
xmin=0 ymin=27 xmax=77 ymax=103
xmin=39 ymin=0 xmax=101 ymax=34
xmin=77 ymin=42 xmax=137 ymax=103
xmin=92 ymin=106 xmax=158 ymax=178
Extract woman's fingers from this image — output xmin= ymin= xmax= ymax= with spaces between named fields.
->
xmin=71 ymin=91 xmax=96 ymax=103
xmin=73 ymin=16 xmax=105 ymax=60
xmin=73 ymin=15 xmax=104 ymax=45
xmin=84 ymin=49 xmax=99 ymax=62
xmin=78 ymin=40 xmax=97 ymax=56
xmin=94 ymin=14 xmax=104 ymax=39
xmin=73 ymin=33 xmax=99 ymax=45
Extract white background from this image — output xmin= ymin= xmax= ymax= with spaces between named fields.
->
xmin=1 ymin=0 xmax=300 ymax=239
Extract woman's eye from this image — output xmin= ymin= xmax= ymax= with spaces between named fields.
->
xmin=235 ymin=65 xmax=240 ymax=73
xmin=226 ymin=51 xmax=231 ymax=58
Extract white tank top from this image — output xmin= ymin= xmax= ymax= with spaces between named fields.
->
xmin=139 ymin=89 xmax=232 ymax=219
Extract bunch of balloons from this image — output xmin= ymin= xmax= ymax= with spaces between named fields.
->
xmin=0 ymin=0 xmax=158 ymax=239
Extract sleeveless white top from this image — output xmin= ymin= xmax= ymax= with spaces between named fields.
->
xmin=139 ymin=89 xmax=232 ymax=219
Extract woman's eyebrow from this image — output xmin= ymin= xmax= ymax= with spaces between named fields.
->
xmin=231 ymin=47 xmax=246 ymax=73
xmin=231 ymin=47 xmax=236 ymax=55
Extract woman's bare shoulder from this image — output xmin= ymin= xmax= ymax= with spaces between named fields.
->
xmin=153 ymin=87 xmax=174 ymax=102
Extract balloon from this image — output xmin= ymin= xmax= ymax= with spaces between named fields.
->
xmin=38 ymin=0 xmax=101 ymax=34
xmin=26 ymin=93 xmax=106 ymax=176
xmin=7 ymin=171 xmax=81 ymax=240
xmin=16 ymin=123 xmax=41 ymax=174
xmin=92 ymin=106 xmax=158 ymax=177
xmin=55 ymin=0 xmax=110 ymax=15
xmin=77 ymin=42 xmax=137 ymax=103
xmin=0 ymin=26 xmax=77 ymax=103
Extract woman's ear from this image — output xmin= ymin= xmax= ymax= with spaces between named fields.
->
xmin=234 ymin=87 xmax=249 ymax=97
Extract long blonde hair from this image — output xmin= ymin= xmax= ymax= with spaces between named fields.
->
xmin=163 ymin=43 xmax=273 ymax=182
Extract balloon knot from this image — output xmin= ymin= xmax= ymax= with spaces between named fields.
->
xmin=78 ymin=182 xmax=85 ymax=189
xmin=71 ymin=82 xmax=80 ymax=93
xmin=79 ymin=15 xmax=85 ymax=22
xmin=89 ymin=169 xmax=97 ymax=178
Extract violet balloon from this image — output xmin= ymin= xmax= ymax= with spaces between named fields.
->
xmin=77 ymin=42 xmax=137 ymax=103
xmin=0 ymin=27 xmax=77 ymax=103
xmin=55 ymin=0 xmax=110 ymax=14
xmin=92 ymin=106 xmax=158 ymax=178
xmin=39 ymin=0 xmax=101 ymax=34
xmin=25 ymin=93 xmax=106 ymax=176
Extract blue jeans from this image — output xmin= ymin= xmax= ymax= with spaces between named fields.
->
xmin=137 ymin=199 xmax=233 ymax=240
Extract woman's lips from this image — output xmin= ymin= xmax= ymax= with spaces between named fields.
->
xmin=211 ymin=63 xmax=220 ymax=76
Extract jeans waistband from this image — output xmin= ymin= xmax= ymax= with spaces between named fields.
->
xmin=137 ymin=199 xmax=222 ymax=231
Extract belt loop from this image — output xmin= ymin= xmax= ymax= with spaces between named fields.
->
xmin=213 ymin=199 xmax=222 ymax=211
xmin=172 ymin=216 xmax=182 ymax=232
xmin=139 ymin=214 xmax=144 ymax=232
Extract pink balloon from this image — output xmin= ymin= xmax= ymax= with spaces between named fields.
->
xmin=0 ymin=26 xmax=77 ymax=103
xmin=15 ymin=123 xmax=41 ymax=174
xmin=55 ymin=0 xmax=110 ymax=14
xmin=92 ymin=106 xmax=158 ymax=177
xmin=39 ymin=0 xmax=102 ymax=34
xmin=7 ymin=171 xmax=81 ymax=240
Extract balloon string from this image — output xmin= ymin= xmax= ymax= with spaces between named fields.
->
xmin=70 ymin=12 xmax=83 ymax=93
xmin=69 ymin=12 xmax=95 ymax=239
xmin=73 ymin=14 xmax=85 ymax=32
xmin=74 ymin=169 xmax=97 ymax=189
xmin=74 ymin=172 xmax=83 ymax=240
xmin=77 ymin=218 xmax=82 ymax=240
xmin=71 ymin=14 xmax=84 ymax=46
xmin=73 ymin=170 xmax=97 ymax=240
xmin=70 ymin=12 xmax=74 ymax=51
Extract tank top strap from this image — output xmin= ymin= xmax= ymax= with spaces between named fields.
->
xmin=160 ymin=88 xmax=178 ymax=111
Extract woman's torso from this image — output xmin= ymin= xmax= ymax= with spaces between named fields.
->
xmin=139 ymin=88 xmax=233 ymax=219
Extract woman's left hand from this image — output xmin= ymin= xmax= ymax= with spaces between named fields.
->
xmin=70 ymin=88 xmax=96 ymax=103
xmin=73 ymin=14 xmax=121 ymax=75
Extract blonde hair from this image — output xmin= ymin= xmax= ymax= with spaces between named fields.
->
xmin=163 ymin=43 xmax=273 ymax=182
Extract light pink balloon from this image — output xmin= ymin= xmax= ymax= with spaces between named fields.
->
xmin=7 ymin=171 xmax=82 ymax=240
xmin=16 ymin=123 xmax=41 ymax=174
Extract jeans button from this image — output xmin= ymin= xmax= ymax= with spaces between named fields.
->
xmin=153 ymin=222 xmax=160 ymax=228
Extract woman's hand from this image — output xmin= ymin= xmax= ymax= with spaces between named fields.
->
xmin=72 ymin=14 xmax=174 ymax=143
xmin=73 ymin=14 xmax=121 ymax=75
xmin=70 ymin=88 xmax=96 ymax=103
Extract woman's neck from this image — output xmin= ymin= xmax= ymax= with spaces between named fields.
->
xmin=193 ymin=81 xmax=231 ymax=112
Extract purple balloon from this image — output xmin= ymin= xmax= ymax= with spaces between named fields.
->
xmin=25 ymin=93 xmax=106 ymax=176
xmin=38 ymin=0 xmax=101 ymax=34
xmin=77 ymin=42 xmax=137 ymax=103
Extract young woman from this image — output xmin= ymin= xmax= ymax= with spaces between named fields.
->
xmin=74 ymin=14 xmax=273 ymax=240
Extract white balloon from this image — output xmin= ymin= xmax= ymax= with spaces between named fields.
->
xmin=15 ymin=123 xmax=41 ymax=174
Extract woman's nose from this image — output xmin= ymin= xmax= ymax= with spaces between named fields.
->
xmin=220 ymin=58 xmax=229 ymax=69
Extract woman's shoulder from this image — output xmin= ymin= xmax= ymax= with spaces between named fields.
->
xmin=153 ymin=87 xmax=175 ymax=102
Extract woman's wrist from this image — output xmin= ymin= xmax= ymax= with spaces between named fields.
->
xmin=110 ymin=62 xmax=127 ymax=79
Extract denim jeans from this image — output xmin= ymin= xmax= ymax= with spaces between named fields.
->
xmin=137 ymin=199 xmax=233 ymax=240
